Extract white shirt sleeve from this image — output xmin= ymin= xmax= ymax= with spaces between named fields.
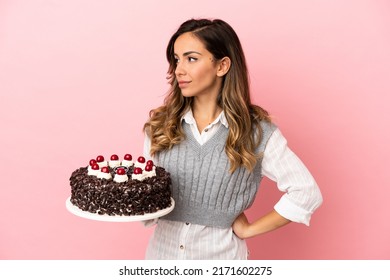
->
xmin=143 ymin=133 xmax=152 ymax=160
xmin=261 ymin=128 xmax=323 ymax=226
xmin=141 ymin=133 xmax=159 ymax=227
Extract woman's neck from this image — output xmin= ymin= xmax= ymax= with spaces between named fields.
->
xmin=192 ymin=97 xmax=222 ymax=133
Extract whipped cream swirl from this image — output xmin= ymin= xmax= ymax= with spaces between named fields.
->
xmin=114 ymin=174 xmax=128 ymax=183
xmin=87 ymin=166 xmax=99 ymax=176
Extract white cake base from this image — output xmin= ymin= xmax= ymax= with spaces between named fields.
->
xmin=65 ymin=197 xmax=174 ymax=222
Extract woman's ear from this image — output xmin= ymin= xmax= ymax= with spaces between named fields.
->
xmin=217 ymin=57 xmax=231 ymax=77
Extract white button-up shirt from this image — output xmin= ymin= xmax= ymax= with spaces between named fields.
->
xmin=143 ymin=110 xmax=322 ymax=259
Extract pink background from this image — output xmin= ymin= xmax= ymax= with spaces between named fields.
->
xmin=1 ymin=0 xmax=389 ymax=259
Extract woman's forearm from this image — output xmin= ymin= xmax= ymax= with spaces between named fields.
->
xmin=232 ymin=210 xmax=291 ymax=239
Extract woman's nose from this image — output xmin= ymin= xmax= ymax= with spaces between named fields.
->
xmin=175 ymin=62 xmax=186 ymax=76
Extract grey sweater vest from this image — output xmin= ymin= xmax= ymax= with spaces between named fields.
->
xmin=156 ymin=120 xmax=276 ymax=228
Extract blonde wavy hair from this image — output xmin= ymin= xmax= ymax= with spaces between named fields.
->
xmin=144 ymin=19 xmax=271 ymax=173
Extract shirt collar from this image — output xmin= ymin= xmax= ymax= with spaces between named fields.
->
xmin=181 ymin=108 xmax=229 ymax=128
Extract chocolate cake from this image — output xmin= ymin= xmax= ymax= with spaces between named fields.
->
xmin=69 ymin=154 xmax=172 ymax=216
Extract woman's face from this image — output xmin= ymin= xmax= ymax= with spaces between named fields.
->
xmin=174 ymin=32 xmax=222 ymax=99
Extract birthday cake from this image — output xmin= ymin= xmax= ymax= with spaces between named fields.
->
xmin=69 ymin=154 xmax=172 ymax=216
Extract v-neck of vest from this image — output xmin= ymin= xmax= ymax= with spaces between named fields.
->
xmin=183 ymin=122 xmax=228 ymax=156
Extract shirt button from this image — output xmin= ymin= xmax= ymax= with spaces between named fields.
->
xmin=179 ymin=245 xmax=184 ymax=250
xmin=185 ymin=222 xmax=189 ymax=225
xmin=204 ymin=128 xmax=209 ymax=132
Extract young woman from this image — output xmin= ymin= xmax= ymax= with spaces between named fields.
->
xmin=143 ymin=18 xmax=323 ymax=259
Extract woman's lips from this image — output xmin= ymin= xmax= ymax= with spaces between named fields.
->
xmin=178 ymin=81 xmax=191 ymax=88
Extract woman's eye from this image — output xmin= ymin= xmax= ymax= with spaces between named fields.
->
xmin=174 ymin=56 xmax=197 ymax=64
xmin=188 ymin=57 xmax=197 ymax=62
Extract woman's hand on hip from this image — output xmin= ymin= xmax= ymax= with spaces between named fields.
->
xmin=232 ymin=212 xmax=251 ymax=239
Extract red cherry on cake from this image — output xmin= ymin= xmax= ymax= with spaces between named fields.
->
xmin=137 ymin=156 xmax=146 ymax=163
xmin=89 ymin=159 xmax=97 ymax=166
xmin=101 ymin=166 xmax=109 ymax=173
xmin=124 ymin=154 xmax=132 ymax=160
xmin=116 ymin=168 xmax=126 ymax=175
xmin=110 ymin=154 xmax=119 ymax=161
xmin=133 ymin=167 xmax=143 ymax=174
xmin=146 ymin=160 xmax=154 ymax=166
xmin=92 ymin=164 xmax=100 ymax=170
xmin=96 ymin=155 xmax=105 ymax=162
xmin=145 ymin=164 xmax=153 ymax=172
